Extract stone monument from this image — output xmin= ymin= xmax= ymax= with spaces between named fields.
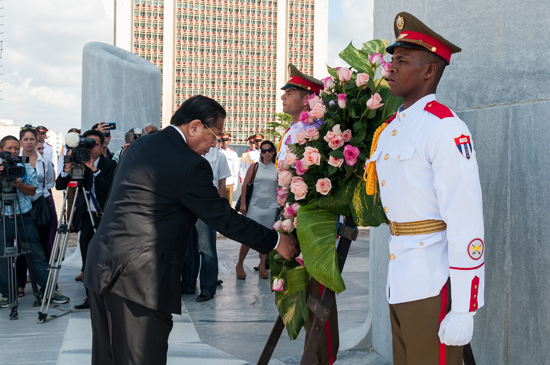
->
xmin=81 ymin=42 xmax=161 ymax=152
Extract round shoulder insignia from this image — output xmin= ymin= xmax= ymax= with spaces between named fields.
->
xmin=396 ymin=16 xmax=405 ymax=30
xmin=467 ymin=238 xmax=484 ymax=260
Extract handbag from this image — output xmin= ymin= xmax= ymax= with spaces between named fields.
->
xmin=235 ymin=162 xmax=259 ymax=214
xmin=30 ymin=161 xmax=52 ymax=227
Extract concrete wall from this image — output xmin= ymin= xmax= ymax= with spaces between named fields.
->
xmin=81 ymin=42 xmax=161 ymax=152
xmin=370 ymin=2 xmax=550 ymax=363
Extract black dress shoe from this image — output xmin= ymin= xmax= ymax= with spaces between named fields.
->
xmin=217 ymin=280 xmax=223 ymax=286
xmin=74 ymin=298 xmax=90 ymax=310
xmin=196 ymin=292 xmax=214 ymax=302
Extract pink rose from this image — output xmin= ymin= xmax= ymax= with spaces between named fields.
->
xmin=295 ymin=159 xmax=309 ymax=176
xmin=306 ymin=128 xmax=320 ymax=141
xmin=295 ymin=129 xmax=308 ymax=145
xmin=315 ymin=178 xmax=332 ymax=195
xmin=307 ymin=94 xmax=324 ymax=109
xmin=343 ymin=145 xmax=360 ymax=166
xmin=278 ymin=161 xmax=290 ymax=171
xmin=367 ymin=93 xmax=384 ymax=110
xmin=380 ymin=62 xmax=391 ymax=78
xmin=295 ymin=252 xmax=304 ymax=266
xmin=273 ymin=220 xmax=282 ymax=231
xmin=278 ymin=170 xmax=293 ymax=187
xmin=328 ymin=155 xmax=344 ymax=168
xmin=293 ymin=217 xmax=297 ymax=229
xmin=321 ymin=76 xmax=335 ymax=91
xmin=342 ymin=129 xmax=352 ymax=142
xmin=277 ymin=187 xmax=289 ymax=206
xmin=299 ymin=111 xmax=310 ymax=123
xmin=272 ymin=278 xmax=284 ymax=291
xmin=309 ymin=104 xmax=326 ymax=119
xmin=337 ymin=94 xmax=347 ymax=109
xmin=303 ymin=146 xmax=321 ymax=166
xmin=284 ymin=202 xmax=300 ymax=218
xmin=337 ymin=67 xmax=352 ymax=82
xmin=328 ymin=134 xmax=344 ymax=150
xmin=281 ymin=218 xmax=294 ymax=233
xmin=369 ymin=52 xmax=384 ymax=66
xmin=355 ymin=73 xmax=370 ymax=88
xmin=284 ymin=151 xmax=298 ymax=166
xmin=290 ymin=176 xmax=308 ymax=200
xmin=290 ymin=202 xmax=301 ymax=214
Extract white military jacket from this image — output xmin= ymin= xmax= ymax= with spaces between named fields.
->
xmin=371 ymin=94 xmax=484 ymax=313
xmin=239 ymin=149 xmax=259 ymax=183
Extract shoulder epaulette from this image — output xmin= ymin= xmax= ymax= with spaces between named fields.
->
xmin=229 ymin=148 xmax=236 ymax=152
xmin=424 ymin=101 xmax=454 ymax=119
xmin=385 ymin=113 xmax=397 ymax=124
xmin=45 ymin=142 xmax=52 ymax=147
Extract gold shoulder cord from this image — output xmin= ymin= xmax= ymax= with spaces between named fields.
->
xmin=363 ymin=122 xmax=389 ymax=196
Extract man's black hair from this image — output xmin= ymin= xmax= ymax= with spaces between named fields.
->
xmin=0 ymin=136 xmax=19 ymax=149
xmin=170 ymin=95 xmax=226 ymax=127
xmin=82 ymin=129 xmax=105 ymax=146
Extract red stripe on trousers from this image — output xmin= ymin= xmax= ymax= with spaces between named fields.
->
xmin=318 ymin=283 xmax=335 ymax=365
xmin=438 ymin=283 xmax=448 ymax=365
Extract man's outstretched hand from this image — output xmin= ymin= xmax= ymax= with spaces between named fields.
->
xmin=275 ymin=234 xmax=299 ymax=260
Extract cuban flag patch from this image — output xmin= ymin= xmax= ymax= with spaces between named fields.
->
xmin=454 ymin=134 xmax=473 ymax=159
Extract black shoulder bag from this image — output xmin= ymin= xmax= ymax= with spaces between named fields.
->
xmin=235 ymin=162 xmax=259 ymax=214
xmin=30 ymin=161 xmax=52 ymax=227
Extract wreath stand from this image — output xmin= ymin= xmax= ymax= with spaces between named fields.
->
xmin=258 ymin=217 xmax=359 ymax=365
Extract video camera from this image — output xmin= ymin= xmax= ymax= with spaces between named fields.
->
xmin=0 ymin=151 xmax=29 ymax=195
xmin=64 ymin=134 xmax=97 ymax=180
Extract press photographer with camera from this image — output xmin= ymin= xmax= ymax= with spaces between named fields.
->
xmin=112 ymin=127 xmax=142 ymax=163
xmin=0 ymin=136 xmax=69 ymax=308
xmin=55 ymin=130 xmax=116 ymax=310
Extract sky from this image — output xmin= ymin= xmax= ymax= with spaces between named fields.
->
xmin=0 ymin=0 xmax=372 ymax=134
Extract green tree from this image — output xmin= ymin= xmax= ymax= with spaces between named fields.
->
xmin=265 ymin=112 xmax=292 ymax=142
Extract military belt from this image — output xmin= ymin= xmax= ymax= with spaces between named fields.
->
xmin=389 ymin=219 xmax=447 ymax=236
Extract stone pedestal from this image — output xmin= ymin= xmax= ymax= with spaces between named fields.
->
xmin=81 ymin=42 xmax=161 ymax=151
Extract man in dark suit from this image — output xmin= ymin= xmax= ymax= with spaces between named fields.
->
xmin=56 ymin=129 xmax=116 ymax=310
xmin=84 ymin=95 xmax=299 ymax=365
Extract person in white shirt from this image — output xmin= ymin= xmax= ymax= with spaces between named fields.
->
xmin=36 ymin=126 xmax=57 ymax=176
xmin=365 ymin=12 xmax=485 ymax=364
xmin=239 ymin=135 xmax=259 ymax=183
xmin=218 ymin=133 xmax=240 ymax=204
xmin=181 ymin=146 xmax=231 ymax=302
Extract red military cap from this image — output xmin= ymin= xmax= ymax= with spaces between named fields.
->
xmin=220 ymin=133 xmax=231 ymax=140
xmin=281 ymin=64 xmax=323 ymax=94
xmin=386 ymin=12 xmax=461 ymax=65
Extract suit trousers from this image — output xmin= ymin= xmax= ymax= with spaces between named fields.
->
xmin=89 ymin=287 xmax=173 ymax=365
xmin=303 ymin=277 xmax=339 ymax=365
xmin=80 ymin=212 xmax=101 ymax=272
xmin=389 ymin=281 xmax=462 ymax=365
xmin=225 ymin=184 xmax=233 ymax=205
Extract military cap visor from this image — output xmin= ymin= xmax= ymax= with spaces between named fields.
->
xmin=387 ymin=12 xmax=461 ymax=64
xmin=281 ymin=64 xmax=323 ymax=94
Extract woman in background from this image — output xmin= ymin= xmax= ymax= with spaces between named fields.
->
xmin=236 ymin=140 xmax=278 ymax=279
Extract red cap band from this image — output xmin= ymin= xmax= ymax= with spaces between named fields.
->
xmin=398 ymin=30 xmax=452 ymax=63
xmin=288 ymin=76 xmax=322 ymax=94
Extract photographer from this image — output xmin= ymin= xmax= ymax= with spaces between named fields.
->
xmin=92 ymin=122 xmax=114 ymax=160
xmin=0 ymin=136 xmax=69 ymax=307
xmin=112 ymin=128 xmax=142 ymax=163
xmin=56 ymin=130 xmax=116 ymax=309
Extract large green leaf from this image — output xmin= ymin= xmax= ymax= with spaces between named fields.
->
xmin=338 ymin=42 xmax=374 ymax=78
xmin=296 ymin=205 xmax=345 ymax=293
xmin=349 ymin=177 xmax=388 ymax=227
xmin=269 ymin=251 xmax=309 ymax=340
xmin=362 ymin=39 xmax=391 ymax=57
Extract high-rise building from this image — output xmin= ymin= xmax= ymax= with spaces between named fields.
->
xmin=115 ymin=0 xmax=328 ymax=144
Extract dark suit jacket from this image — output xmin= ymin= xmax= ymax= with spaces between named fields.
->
xmin=83 ymin=127 xmax=278 ymax=314
xmin=55 ymin=155 xmax=117 ymax=228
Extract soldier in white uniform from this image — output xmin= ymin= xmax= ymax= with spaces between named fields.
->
xmin=218 ymin=133 xmax=240 ymax=204
xmin=37 ymin=126 xmax=57 ymax=175
xmin=365 ymin=12 xmax=484 ymax=365
xmin=239 ymin=135 xmax=259 ymax=183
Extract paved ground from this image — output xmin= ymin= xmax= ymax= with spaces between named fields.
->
xmin=0 ymin=189 xmax=390 ymax=364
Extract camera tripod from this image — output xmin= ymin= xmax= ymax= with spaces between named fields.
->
xmin=37 ymin=179 xmax=96 ymax=324
xmin=0 ymin=190 xmax=41 ymax=320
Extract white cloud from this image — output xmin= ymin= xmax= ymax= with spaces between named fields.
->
xmin=0 ymin=0 xmax=113 ymax=132
xmin=327 ymin=0 xmax=374 ymax=68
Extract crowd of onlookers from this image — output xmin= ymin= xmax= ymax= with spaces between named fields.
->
xmin=0 ymin=123 xmax=279 ymax=309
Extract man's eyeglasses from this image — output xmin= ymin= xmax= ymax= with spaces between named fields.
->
xmin=260 ymin=148 xmax=275 ymax=154
xmin=203 ymin=124 xmax=220 ymax=140
xmin=38 ymin=131 xmax=47 ymax=135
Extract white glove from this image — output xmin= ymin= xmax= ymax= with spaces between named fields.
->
xmin=438 ymin=311 xmax=475 ymax=346
xmin=233 ymin=183 xmax=238 ymax=192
